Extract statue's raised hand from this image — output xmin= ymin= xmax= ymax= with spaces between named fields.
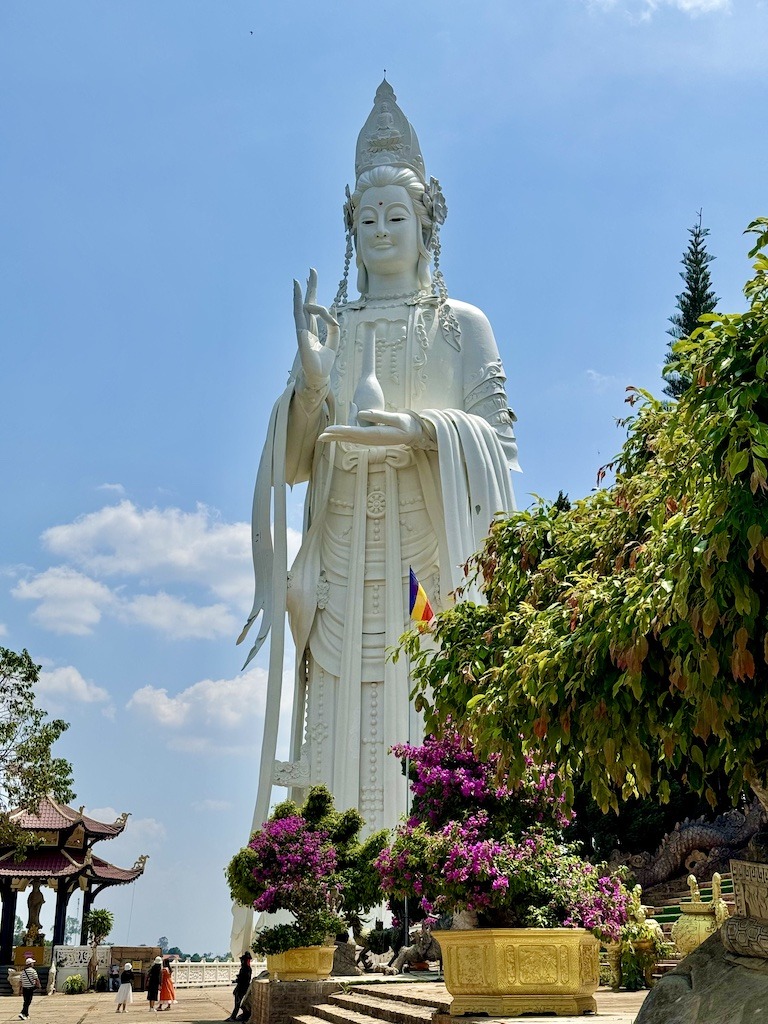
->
xmin=293 ymin=269 xmax=339 ymax=390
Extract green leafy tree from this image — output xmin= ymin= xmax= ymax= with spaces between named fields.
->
xmin=157 ymin=935 xmax=169 ymax=953
xmin=84 ymin=908 xmax=114 ymax=987
xmin=64 ymin=915 xmax=80 ymax=944
xmin=405 ymin=219 xmax=768 ymax=822
xmin=227 ymin=785 xmax=387 ymax=953
xmin=0 ymin=647 xmax=74 ymax=854
xmin=663 ymin=212 xmax=719 ymax=399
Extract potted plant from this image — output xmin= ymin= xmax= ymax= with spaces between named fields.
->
xmin=606 ymin=885 xmax=669 ymax=991
xmin=375 ymin=728 xmax=630 ymax=1016
xmin=226 ymin=785 xmax=386 ymax=981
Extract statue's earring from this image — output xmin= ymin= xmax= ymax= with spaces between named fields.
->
xmin=333 ymin=186 xmax=355 ymax=308
xmin=432 ymin=225 xmax=448 ymax=304
xmin=424 ymin=177 xmax=448 ymax=302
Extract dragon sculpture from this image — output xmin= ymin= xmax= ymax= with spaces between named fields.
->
xmin=609 ymin=800 xmax=766 ymax=889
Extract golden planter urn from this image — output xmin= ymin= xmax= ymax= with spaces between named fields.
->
xmin=433 ymin=927 xmax=600 ymax=1017
xmin=670 ymin=873 xmax=730 ymax=956
xmin=265 ymin=944 xmax=335 ymax=981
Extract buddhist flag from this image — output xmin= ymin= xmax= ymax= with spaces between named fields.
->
xmin=409 ymin=567 xmax=434 ymax=624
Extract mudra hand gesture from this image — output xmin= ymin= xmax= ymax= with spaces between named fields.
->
xmin=294 ymin=268 xmax=339 ymax=389
xmin=294 ymin=269 xmax=426 ymax=448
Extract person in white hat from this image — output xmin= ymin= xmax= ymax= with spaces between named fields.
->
xmin=115 ymin=963 xmax=134 ymax=1013
xmin=19 ymin=956 xmax=40 ymax=1020
xmin=146 ymin=956 xmax=162 ymax=1011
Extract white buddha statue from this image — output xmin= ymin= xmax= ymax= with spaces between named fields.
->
xmin=238 ymin=79 xmax=519 ymax=841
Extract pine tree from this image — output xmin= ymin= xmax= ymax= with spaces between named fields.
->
xmin=663 ymin=211 xmax=719 ymax=399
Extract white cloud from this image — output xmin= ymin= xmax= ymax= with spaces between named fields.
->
xmin=12 ymin=566 xmax=115 ymax=635
xmin=97 ymin=483 xmax=126 ymax=495
xmin=0 ymin=623 xmax=7 ymax=637
xmin=121 ymin=592 xmax=237 ymax=640
xmin=38 ymin=665 xmax=110 ymax=703
xmin=41 ymin=500 xmax=252 ymax=606
xmin=192 ymin=799 xmax=233 ymax=812
xmin=127 ymin=667 xmax=270 ymax=731
xmin=585 ymin=368 xmax=623 ymax=394
xmin=587 ymin=0 xmax=728 ymax=13
xmin=13 ymin=502 xmax=303 ymax=644
xmin=86 ymin=807 xmax=167 ymax=848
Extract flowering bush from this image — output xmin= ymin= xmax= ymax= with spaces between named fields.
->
xmin=376 ymin=729 xmax=630 ymax=941
xmin=226 ymin=785 xmax=387 ymax=955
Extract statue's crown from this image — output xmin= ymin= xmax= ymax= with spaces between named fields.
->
xmin=355 ymin=80 xmax=426 ymax=185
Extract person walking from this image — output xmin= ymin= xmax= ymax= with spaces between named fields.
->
xmin=146 ymin=956 xmax=162 ymax=1011
xmin=157 ymin=959 xmax=176 ymax=1011
xmin=19 ymin=956 xmax=41 ymax=1020
xmin=115 ymin=963 xmax=134 ymax=1013
xmin=227 ymin=952 xmax=252 ymax=1021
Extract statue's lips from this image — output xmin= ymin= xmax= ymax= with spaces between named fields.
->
xmin=370 ymin=241 xmax=394 ymax=249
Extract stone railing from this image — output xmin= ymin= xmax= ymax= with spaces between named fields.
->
xmin=170 ymin=958 xmax=265 ymax=988
xmin=49 ymin=947 xmax=265 ymax=990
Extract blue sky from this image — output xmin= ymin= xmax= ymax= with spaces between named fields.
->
xmin=1 ymin=0 xmax=766 ymax=953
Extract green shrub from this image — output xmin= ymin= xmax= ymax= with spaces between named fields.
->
xmin=64 ymin=973 xmax=86 ymax=994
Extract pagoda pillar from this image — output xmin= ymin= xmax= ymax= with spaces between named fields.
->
xmin=52 ymin=882 xmax=72 ymax=948
xmin=0 ymin=881 xmax=18 ymax=964
xmin=79 ymin=885 xmax=93 ymax=945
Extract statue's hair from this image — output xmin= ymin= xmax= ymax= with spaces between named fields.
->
xmin=350 ymin=166 xmax=432 ymax=294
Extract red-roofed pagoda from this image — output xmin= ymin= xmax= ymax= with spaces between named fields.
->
xmin=0 ymin=795 xmax=148 ymax=963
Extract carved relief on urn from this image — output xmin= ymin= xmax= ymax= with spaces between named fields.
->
xmin=671 ymin=872 xmax=730 ymax=956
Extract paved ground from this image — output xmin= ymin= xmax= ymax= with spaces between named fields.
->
xmin=1 ymin=984 xmax=648 ymax=1024
xmin=0 ymin=990 xmax=234 ymax=1024
xmin=360 ymin=979 xmax=648 ymax=1023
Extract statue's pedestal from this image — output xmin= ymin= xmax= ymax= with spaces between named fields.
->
xmin=249 ymin=978 xmax=341 ymax=1024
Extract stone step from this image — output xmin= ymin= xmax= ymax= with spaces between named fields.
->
xmin=331 ymin=991 xmax=436 ymax=1021
xmin=347 ymin=984 xmax=449 ymax=1012
xmin=291 ymin=983 xmax=449 ymax=1024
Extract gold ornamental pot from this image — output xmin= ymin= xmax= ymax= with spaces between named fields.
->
xmin=433 ymin=927 xmax=600 ymax=1017
xmin=265 ymin=944 xmax=334 ymax=982
xmin=670 ymin=873 xmax=730 ymax=956
xmin=670 ymin=903 xmax=719 ymax=956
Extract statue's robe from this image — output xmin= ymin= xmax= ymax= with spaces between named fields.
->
xmin=240 ymin=295 xmax=519 ymax=835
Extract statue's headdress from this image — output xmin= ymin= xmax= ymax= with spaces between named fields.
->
xmin=354 ymin=80 xmax=426 ymax=185
xmin=334 ymin=81 xmax=450 ymax=313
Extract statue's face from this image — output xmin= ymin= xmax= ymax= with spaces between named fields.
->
xmin=356 ymin=184 xmax=420 ymax=278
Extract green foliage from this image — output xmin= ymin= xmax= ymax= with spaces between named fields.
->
xmin=664 ymin=212 xmax=719 ymax=400
xmin=63 ymin=973 xmax=86 ymax=994
xmin=614 ymin=887 xmax=670 ymax=991
xmin=226 ymin=785 xmax=387 ymax=955
xmin=567 ymin=776 xmax=732 ymax=859
xmin=84 ymin=908 xmax=114 ymax=945
xmin=406 ymin=219 xmax=768 ymax=816
xmin=0 ymin=647 xmax=75 ymax=853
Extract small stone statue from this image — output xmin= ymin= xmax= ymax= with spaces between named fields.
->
xmin=391 ymin=922 xmax=442 ymax=973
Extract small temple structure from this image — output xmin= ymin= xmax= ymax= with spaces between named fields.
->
xmin=0 ymin=795 xmax=148 ymax=964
